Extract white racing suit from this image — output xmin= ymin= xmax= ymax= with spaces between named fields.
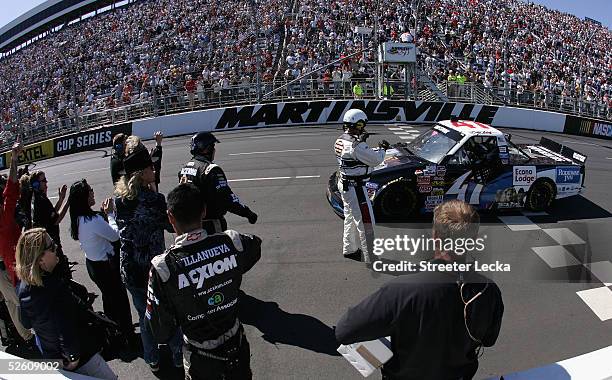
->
xmin=334 ymin=133 xmax=385 ymax=263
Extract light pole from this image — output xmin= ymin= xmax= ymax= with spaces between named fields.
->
xmin=250 ymin=0 xmax=263 ymax=102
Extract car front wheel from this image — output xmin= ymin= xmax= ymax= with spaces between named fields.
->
xmin=374 ymin=181 xmax=418 ymax=222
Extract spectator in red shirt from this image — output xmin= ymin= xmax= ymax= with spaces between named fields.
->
xmin=0 ymin=142 xmax=35 ymax=345
xmin=185 ymin=75 xmax=196 ymax=108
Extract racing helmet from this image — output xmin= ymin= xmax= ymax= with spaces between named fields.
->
xmin=343 ymin=109 xmax=368 ymax=133
xmin=190 ymin=132 xmax=220 ymax=156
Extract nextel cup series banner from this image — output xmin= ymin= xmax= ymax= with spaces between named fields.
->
xmin=54 ymin=123 xmax=132 ymax=157
xmin=4 ymin=139 xmax=55 ymax=167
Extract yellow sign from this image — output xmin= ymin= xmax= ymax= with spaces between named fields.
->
xmin=4 ymin=140 xmax=54 ymax=165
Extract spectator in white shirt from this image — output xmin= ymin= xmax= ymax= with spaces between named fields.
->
xmin=67 ymin=179 xmax=134 ymax=341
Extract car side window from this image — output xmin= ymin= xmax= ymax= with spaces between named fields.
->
xmin=447 ymin=146 xmax=471 ymax=165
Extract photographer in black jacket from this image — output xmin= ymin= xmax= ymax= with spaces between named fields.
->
xmin=335 ymin=200 xmax=504 ymax=380
xmin=146 ymin=183 xmax=262 ymax=379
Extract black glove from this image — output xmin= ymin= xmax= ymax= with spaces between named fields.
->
xmin=378 ymin=140 xmax=391 ymax=150
xmin=247 ymin=209 xmax=258 ymax=224
xmin=358 ymin=132 xmax=370 ymax=143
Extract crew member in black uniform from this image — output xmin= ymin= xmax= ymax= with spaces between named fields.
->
xmin=335 ymin=200 xmax=504 ymax=380
xmin=178 ymin=132 xmax=258 ymax=234
xmin=146 ymin=183 xmax=262 ymax=379
xmin=111 ymin=132 xmax=163 ymax=189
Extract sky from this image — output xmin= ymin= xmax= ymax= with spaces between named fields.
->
xmin=0 ymin=0 xmax=610 ymax=30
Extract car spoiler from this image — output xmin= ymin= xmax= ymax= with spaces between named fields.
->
xmin=539 ymin=137 xmax=587 ymax=164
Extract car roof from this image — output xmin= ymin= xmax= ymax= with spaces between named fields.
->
xmin=437 ymin=120 xmax=503 ymax=137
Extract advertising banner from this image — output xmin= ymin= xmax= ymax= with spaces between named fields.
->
xmin=54 ymin=123 xmax=132 ymax=157
xmin=4 ymin=139 xmax=54 ymax=166
xmin=563 ymin=115 xmax=612 ymax=140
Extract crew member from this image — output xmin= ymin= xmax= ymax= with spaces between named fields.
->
xmin=178 ymin=132 xmax=257 ymax=234
xmin=334 ymin=109 xmax=388 ymax=263
xmin=335 ymin=200 xmax=504 ymax=380
xmin=146 ymin=183 xmax=262 ymax=379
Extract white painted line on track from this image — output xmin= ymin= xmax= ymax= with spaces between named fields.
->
xmin=393 ymin=131 xmax=421 ymax=135
xmin=399 ymin=136 xmax=416 ymax=140
xmin=63 ymin=167 xmax=107 ymax=176
xmin=228 ymin=175 xmax=319 ymax=182
xmin=228 ymin=148 xmax=320 ymax=156
xmin=562 ymin=141 xmax=599 ymax=146
xmin=247 ymin=133 xmax=326 ymax=139
xmin=606 ymin=157 xmax=612 ymax=160
xmin=229 ymin=176 xmax=291 ymax=182
xmin=387 ymin=127 xmax=405 ymax=131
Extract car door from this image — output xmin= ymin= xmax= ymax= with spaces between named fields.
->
xmin=441 ymin=136 xmax=506 ymax=207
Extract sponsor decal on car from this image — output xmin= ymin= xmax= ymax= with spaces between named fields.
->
xmin=425 ymin=195 xmax=444 ymax=207
xmin=417 ymin=176 xmax=431 ymax=185
xmin=513 ymin=166 xmax=536 ymax=186
xmin=556 ymin=166 xmax=581 ymax=184
xmin=431 ymin=187 xmax=445 ymax=196
xmin=431 ymin=180 xmax=446 ymax=186
xmin=499 ymin=146 xmax=507 ymax=153
xmin=424 ymin=165 xmax=437 ymax=175
xmin=365 ymin=182 xmax=379 ymax=189
xmin=418 ymin=185 xmax=433 ymax=193
xmin=572 ymin=152 xmax=586 ymax=163
xmin=436 ymin=165 xmax=446 ymax=176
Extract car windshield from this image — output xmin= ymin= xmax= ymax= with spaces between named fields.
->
xmin=407 ymin=127 xmax=462 ymax=163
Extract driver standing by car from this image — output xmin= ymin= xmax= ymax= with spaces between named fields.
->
xmin=334 ymin=109 xmax=389 ymax=263
xmin=178 ymin=132 xmax=258 ymax=234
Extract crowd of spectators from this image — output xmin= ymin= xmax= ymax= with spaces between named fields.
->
xmin=0 ymin=0 xmax=289 ymax=143
xmin=0 ymin=0 xmax=610 ymax=145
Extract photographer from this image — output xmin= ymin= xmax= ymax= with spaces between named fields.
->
xmin=335 ymin=200 xmax=504 ymax=380
xmin=15 ymin=228 xmax=117 ymax=379
xmin=146 ymin=183 xmax=262 ymax=379
xmin=68 ymin=179 xmax=134 ymax=341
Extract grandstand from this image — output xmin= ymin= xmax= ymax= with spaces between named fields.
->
xmin=0 ymin=0 xmax=610 ymax=148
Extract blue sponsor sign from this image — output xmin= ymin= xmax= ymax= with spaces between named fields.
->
xmin=556 ymin=166 xmax=580 ymax=184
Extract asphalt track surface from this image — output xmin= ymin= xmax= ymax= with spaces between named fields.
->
xmin=4 ymin=124 xmax=612 ymax=379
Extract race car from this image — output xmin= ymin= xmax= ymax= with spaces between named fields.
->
xmin=327 ymin=120 xmax=587 ymax=222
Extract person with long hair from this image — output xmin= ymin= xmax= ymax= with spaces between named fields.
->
xmin=29 ymin=170 xmax=71 ymax=277
xmin=114 ymin=135 xmax=182 ymax=372
xmin=67 ymin=179 xmax=134 ymax=341
xmin=15 ymin=228 xmax=117 ymax=379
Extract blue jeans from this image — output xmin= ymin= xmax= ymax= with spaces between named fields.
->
xmin=127 ymin=286 xmax=182 ymax=365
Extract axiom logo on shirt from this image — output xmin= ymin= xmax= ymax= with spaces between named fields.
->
xmin=178 ymin=254 xmax=238 ymax=290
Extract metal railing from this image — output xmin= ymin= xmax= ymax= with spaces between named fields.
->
xmin=2 ymin=78 xmax=610 ymax=150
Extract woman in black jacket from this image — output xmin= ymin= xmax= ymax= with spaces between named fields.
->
xmin=15 ymin=228 xmax=117 ymax=379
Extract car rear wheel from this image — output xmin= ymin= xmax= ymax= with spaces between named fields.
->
xmin=374 ymin=181 xmax=418 ymax=222
xmin=525 ymin=180 xmax=556 ymax=211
